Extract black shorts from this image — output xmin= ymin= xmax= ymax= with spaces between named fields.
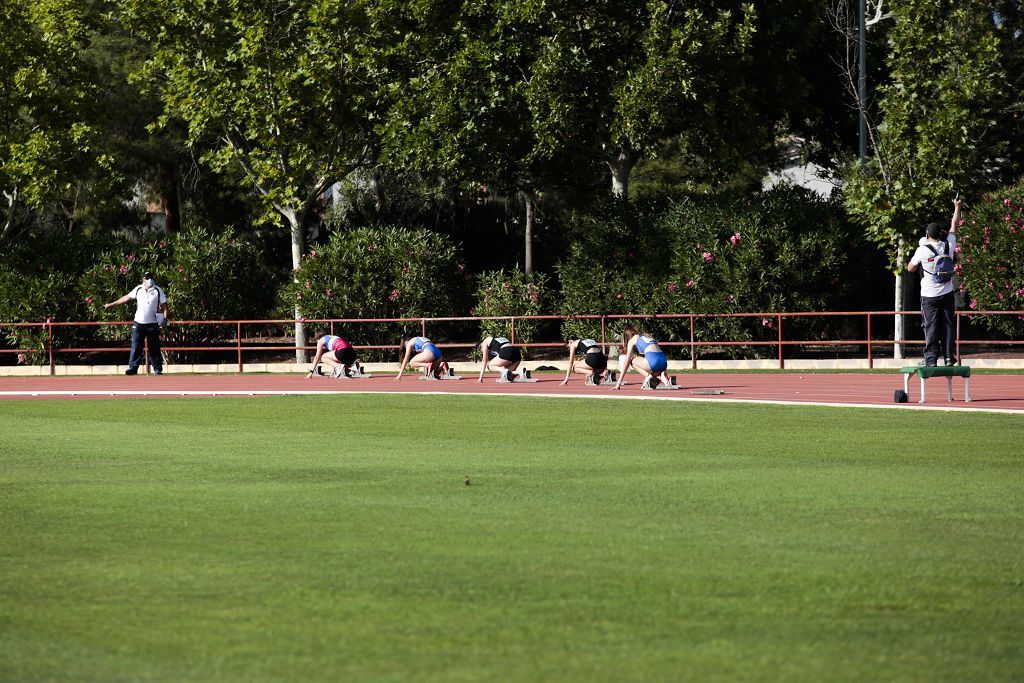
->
xmin=497 ymin=345 xmax=522 ymax=363
xmin=584 ymin=351 xmax=607 ymax=370
xmin=334 ymin=346 xmax=357 ymax=366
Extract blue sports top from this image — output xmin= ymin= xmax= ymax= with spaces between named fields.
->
xmin=412 ymin=336 xmax=433 ymax=351
xmin=635 ymin=335 xmax=658 ymax=354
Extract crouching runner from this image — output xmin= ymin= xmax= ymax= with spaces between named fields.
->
xmin=307 ymin=330 xmax=358 ymax=379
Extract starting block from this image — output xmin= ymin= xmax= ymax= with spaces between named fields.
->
xmin=899 ymin=365 xmax=971 ymax=403
xmin=497 ymin=369 xmax=538 ymax=383
xmin=345 ymin=364 xmax=372 ymax=379
xmin=585 ymin=371 xmax=617 ymax=387
xmin=421 ymin=365 xmax=463 ymax=381
xmin=641 ymin=375 xmax=680 ymax=391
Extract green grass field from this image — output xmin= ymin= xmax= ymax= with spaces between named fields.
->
xmin=1 ymin=395 xmax=1022 ymax=682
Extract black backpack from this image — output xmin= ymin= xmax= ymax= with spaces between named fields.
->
xmin=925 ymin=240 xmax=955 ymax=284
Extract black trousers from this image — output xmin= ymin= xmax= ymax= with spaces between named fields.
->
xmin=920 ymin=292 xmax=956 ymax=365
xmin=129 ymin=322 xmax=163 ymax=372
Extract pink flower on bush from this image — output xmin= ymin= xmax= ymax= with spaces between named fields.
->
xmin=85 ymin=296 xmax=93 ymax=304
xmin=762 ymin=318 xmax=774 ymax=328
xmin=389 ymin=289 xmax=400 ymax=301
xmin=970 ymin=299 xmax=978 ymax=309
xmin=402 ymin=267 xmax=410 ymax=274
xmin=666 ymin=283 xmax=679 ymax=293
xmin=17 ymin=353 xmax=26 ymax=364
xmin=127 ymin=254 xmax=136 ymax=261
xmin=1004 ymin=198 xmax=1013 ymax=206
xmin=326 ymin=289 xmax=333 ymax=299
xmin=730 ymin=232 xmax=741 ymax=245
xmin=305 ymin=281 xmax=312 ymax=289
xmin=309 ymin=250 xmax=317 ymax=258
xmin=615 ymin=293 xmax=622 ymax=300
xmin=295 ymin=292 xmax=302 ymax=300
xmin=702 ymin=252 xmax=714 ymax=263
xmin=119 ymin=265 xmax=129 ymax=275
xmin=686 ymin=279 xmax=695 ymax=288
xmin=367 ymin=244 xmax=376 ymax=253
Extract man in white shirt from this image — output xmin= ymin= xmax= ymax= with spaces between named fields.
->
xmin=104 ymin=271 xmax=169 ymax=375
xmin=907 ymin=199 xmax=962 ymax=367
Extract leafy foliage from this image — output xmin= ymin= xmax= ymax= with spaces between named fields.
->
xmin=956 ymin=180 xmax=1024 ymax=336
xmin=279 ymin=227 xmax=468 ymax=355
xmin=842 ymin=0 xmax=1008 ymax=265
xmin=78 ymin=228 xmax=279 ymax=358
xmin=559 ymin=186 xmax=874 ymax=355
xmin=473 ymin=270 xmax=549 ymax=355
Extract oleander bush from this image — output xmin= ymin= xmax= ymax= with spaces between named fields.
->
xmin=80 ymin=227 xmax=279 ymax=359
xmin=956 ymin=179 xmax=1024 ymax=337
xmin=559 ymin=185 xmax=876 ymax=357
xmin=279 ymin=226 xmax=469 ymax=358
xmin=473 ymin=270 xmax=549 ymax=358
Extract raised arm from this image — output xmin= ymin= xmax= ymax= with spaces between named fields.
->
xmin=950 ymin=197 xmax=964 ymax=235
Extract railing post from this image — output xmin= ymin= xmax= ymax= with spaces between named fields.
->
xmin=777 ymin=314 xmax=784 ymax=370
xmin=866 ymin=312 xmax=873 ymax=369
xmin=47 ymin=318 xmax=55 ymax=376
xmin=237 ymin=321 xmax=243 ymax=373
xmin=600 ymin=316 xmax=606 ymax=353
xmin=510 ymin=316 xmax=516 ymax=344
xmin=690 ymin=314 xmax=697 ymax=369
xmin=956 ymin=310 xmax=962 ymax=363
xmin=421 ymin=318 xmax=426 ymax=338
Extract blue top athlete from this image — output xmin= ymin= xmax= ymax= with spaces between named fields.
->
xmin=395 ymin=335 xmax=446 ymax=380
xmin=613 ymin=325 xmax=670 ymax=390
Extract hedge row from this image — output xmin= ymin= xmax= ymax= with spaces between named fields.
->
xmin=8 ymin=183 xmax=1019 ymax=364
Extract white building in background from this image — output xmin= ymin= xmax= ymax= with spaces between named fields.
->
xmin=762 ymin=140 xmax=839 ymax=199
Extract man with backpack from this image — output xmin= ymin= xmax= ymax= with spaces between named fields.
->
xmin=907 ymin=198 xmax=963 ymax=367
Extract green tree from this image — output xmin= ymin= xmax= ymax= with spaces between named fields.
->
xmin=0 ymin=0 xmax=120 ymax=245
xmin=120 ymin=0 xmax=380 ymax=360
xmin=841 ymin=0 xmax=1009 ymax=356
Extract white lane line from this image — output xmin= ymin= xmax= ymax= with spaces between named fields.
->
xmin=0 ymin=389 xmax=1018 ymax=414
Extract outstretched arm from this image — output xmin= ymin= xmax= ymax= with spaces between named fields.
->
xmin=612 ymin=339 xmax=636 ymax=390
xmin=561 ymin=340 xmax=578 ymax=386
xmin=395 ymin=341 xmax=414 ymax=381
xmin=307 ymin=339 xmax=327 ymax=379
xmin=103 ymin=294 xmax=133 ymax=309
xmin=477 ymin=338 xmax=491 ymax=383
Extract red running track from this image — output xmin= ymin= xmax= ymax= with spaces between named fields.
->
xmin=1 ymin=372 xmax=1022 ymax=413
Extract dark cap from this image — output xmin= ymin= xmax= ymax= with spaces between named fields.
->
xmin=143 ymin=271 xmax=153 ymax=279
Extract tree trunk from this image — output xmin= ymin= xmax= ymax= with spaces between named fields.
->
xmin=285 ymin=210 xmax=307 ymax=364
xmin=608 ymin=146 xmax=638 ymax=200
xmin=156 ymin=163 xmax=180 ymax=234
xmin=523 ymin=192 xmax=534 ymax=274
xmin=894 ymin=241 xmax=905 ymax=360
xmin=369 ymin=168 xmax=384 ymax=213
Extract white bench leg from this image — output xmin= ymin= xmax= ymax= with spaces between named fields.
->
xmin=919 ymin=375 xmax=926 ymax=403
xmin=965 ymin=377 xmax=971 ymax=402
xmin=947 ymin=376 xmax=953 ymax=401
xmin=904 ymin=373 xmax=910 ymax=395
